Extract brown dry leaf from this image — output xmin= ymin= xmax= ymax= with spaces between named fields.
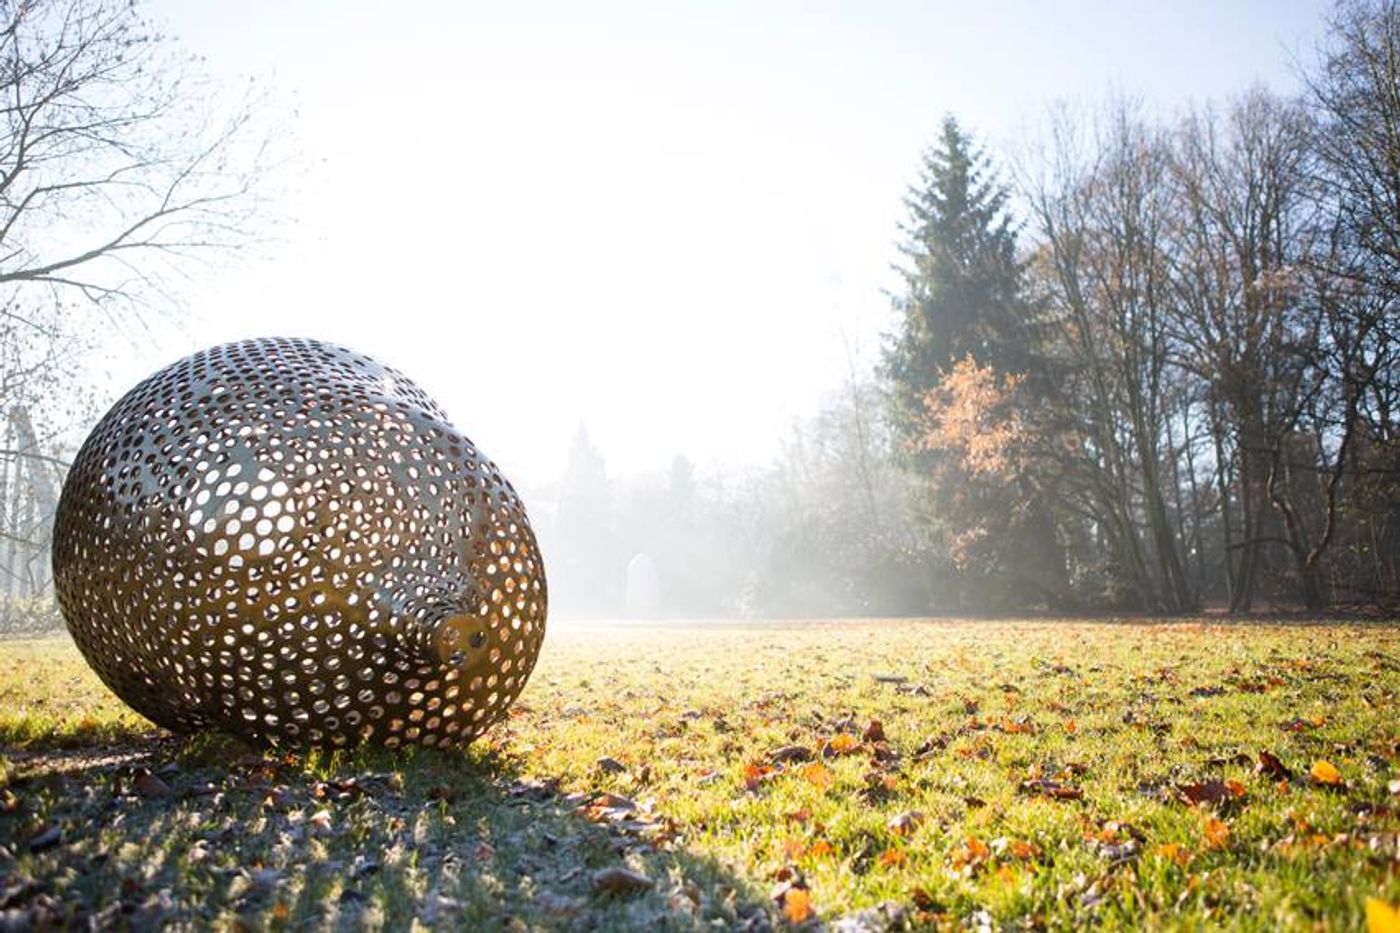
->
xmin=782 ymin=887 xmax=814 ymax=923
xmin=591 ymin=867 xmax=654 ymax=898
xmin=594 ymin=792 xmax=638 ymax=811
xmin=1257 ymin=751 xmax=1293 ymax=781
xmin=595 ymin=757 xmax=627 ymax=775
xmin=1020 ymin=778 xmax=1083 ymax=801
xmin=1310 ymin=760 xmax=1345 ymax=786
xmin=785 ymin=807 xmax=812 ymax=824
xmin=1176 ymin=780 xmax=1245 ymax=806
xmin=863 ymin=719 xmax=886 ymax=743
xmin=134 ymin=771 xmax=173 ymax=800
xmin=769 ymin=745 xmax=813 ymax=765
xmin=1204 ymin=818 xmax=1230 ymax=849
xmin=887 ymin=811 xmax=926 ymax=837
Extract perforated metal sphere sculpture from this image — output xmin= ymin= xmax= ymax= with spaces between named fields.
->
xmin=52 ymin=337 xmax=547 ymax=748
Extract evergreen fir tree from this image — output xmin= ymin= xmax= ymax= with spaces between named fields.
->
xmin=884 ymin=115 xmax=1034 ymax=445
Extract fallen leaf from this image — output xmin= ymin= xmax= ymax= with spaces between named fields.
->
xmin=1257 ymin=751 xmax=1293 ymax=781
xmin=1064 ymin=719 xmax=1079 ymax=735
xmin=1204 ymin=818 xmax=1230 ymax=849
xmin=1367 ymin=898 xmax=1400 ymax=933
xmin=595 ymin=757 xmax=627 ymax=775
xmin=1310 ymin=760 xmax=1345 ymax=787
xmin=743 ymin=763 xmax=773 ymax=792
xmin=594 ymin=792 xmax=638 ymax=811
xmin=877 ymin=848 xmax=906 ymax=868
xmin=134 ymin=771 xmax=172 ymax=800
xmin=887 ymin=811 xmax=926 ymax=837
xmin=591 ymin=867 xmax=653 ymax=898
xmin=308 ymin=809 xmax=333 ymax=836
xmin=797 ymin=762 xmax=832 ymax=790
xmin=999 ymin=837 xmax=1042 ymax=860
xmin=1020 ymin=778 xmax=1084 ymax=801
xmin=825 ymin=733 xmax=859 ymax=756
xmin=951 ymin=835 xmax=991 ymax=872
xmin=863 ymin=719 xmax=886 ymax=743
xmin=769 ymin=745 xmax=813 ymax=765
xmin=782 ymin=887 xmax=813 ymax=923
xmin=1176 ymin=780 xmax=1246 ymax=806
xmin=806 ymin=839 xmax=835 ymax=859
xmin=1154 ymin=842 xmax=1191 ymax=866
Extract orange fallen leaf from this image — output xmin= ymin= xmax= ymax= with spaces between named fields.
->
xmin=1154 ymin=842 xmax=1191 ymax=866
xmin=877 ymin=847 xmax=907 ymax=868
xmin=806 ymin=839 xmax=835 ymax=859
xmin=743 ymin=762 xmax=773 ymax=791
xmin=782 ymin=887 xmax=813 ymax=923
xmin=1204 ymin=817 xmax=1230 ymax=849
xmin=951 ymin=835 xmax=991 ymax=872
xmin=797 ymin=762 xmax=833 ymax=789
xmin=1008 ymin=834 xmax=1041 ymax=857
xmin=826 ymin=733 xmax=859 ymax=756
xmin=1367 ymin=898 xmax=1400 ymax=933
xmin=1063 ymin=718 xmax=1078 ymax=735
xmin=1310 ymin=760 xmax=1344 ymax=786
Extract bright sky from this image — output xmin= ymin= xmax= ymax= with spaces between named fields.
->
xmin=130 ymin=0 xmax=1331 ymax=487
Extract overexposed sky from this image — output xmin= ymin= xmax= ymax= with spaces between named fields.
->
xmin=129 ymin=0 xmax=1330 ymax=486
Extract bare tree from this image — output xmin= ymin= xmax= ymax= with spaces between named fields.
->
xmin=0 ymin=0 xmax=276 ymax=611
xmin=0 ymin=0 xmax=273 ymax=316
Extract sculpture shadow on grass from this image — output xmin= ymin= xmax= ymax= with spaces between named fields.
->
xmin=0 ymin=735 xmax=775 ymax=931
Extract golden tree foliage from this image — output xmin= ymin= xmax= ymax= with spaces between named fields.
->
xmin=919 ymin=356 xmax=1026 ymax=477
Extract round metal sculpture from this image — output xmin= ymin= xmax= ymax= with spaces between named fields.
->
xmin=52 ymin=337 xmax=547 ymax=748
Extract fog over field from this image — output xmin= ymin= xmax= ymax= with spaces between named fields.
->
xmin=3 ymin=0 xmax=1394 ymax=622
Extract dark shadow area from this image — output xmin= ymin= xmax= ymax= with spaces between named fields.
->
xmin=0 ymin=735 xmax=777 ymax=931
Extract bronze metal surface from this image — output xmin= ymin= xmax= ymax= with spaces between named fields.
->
xmin=51 ymin=337 xmax=547 ymax=748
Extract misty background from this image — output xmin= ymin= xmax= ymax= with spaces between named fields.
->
xmin=5 ymin=0 xmax=1397 ymax=625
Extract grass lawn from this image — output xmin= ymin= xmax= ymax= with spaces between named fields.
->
xmin=1 ymin=618 xmax=1398 ymax=930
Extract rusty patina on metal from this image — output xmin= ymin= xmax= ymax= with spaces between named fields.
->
xmin=52 ymin=337 xmax=547 ymax=748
